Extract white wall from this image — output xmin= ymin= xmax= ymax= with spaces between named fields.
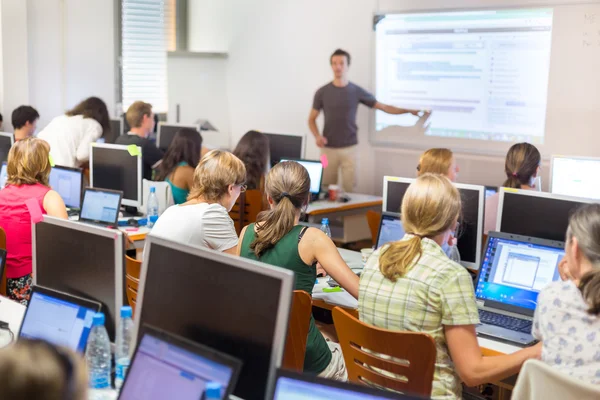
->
xmin=188 ymin=0 xmax=230 ymax=52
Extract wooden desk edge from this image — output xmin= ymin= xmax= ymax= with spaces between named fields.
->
xmin=308 ymin=200 xmax=383 ymax=216
xmin=127 ymin=232 xmax=147 ymax=242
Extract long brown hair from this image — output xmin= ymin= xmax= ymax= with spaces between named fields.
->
xmin=502 ymin=143 xmax=540 ymax=188
xmin=233 ymin=131 xmax=270 ymax=190
xmin=66 ymin=97 xmax=111 ymax=138
xmin=379 ymin=174 xmax=461 ymax=281
xmin=417 ymin=148 xmax=453 ymax=177
xmin=6 ymin=137 xmax=52 ymax=186
xmin=567 ymin=203 xmax=600 ymax=315
xmin=155 ymin=128 xmax=203 ymax=181
xmin=187 ymin=150 xmax=246 ymax=202
xmin=250 ymin=161 xmax=310 ymax=258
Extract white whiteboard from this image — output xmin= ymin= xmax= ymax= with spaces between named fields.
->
xmin=370 ymin=3 xmax=600 ymax=159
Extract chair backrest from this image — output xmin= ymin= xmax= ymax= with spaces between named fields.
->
xmin=229 ymin=190 xmax=264 ymax=235
xmin=141 ymin=179 xmax=174 ymax=215
xmin=0 ymin=227 xmax=6 ymax=296
xmin=282 ymin=290 xmax=313 ymax=372
xmin=512 ymin=359 xmax=600 ymax=400
xmin=125 ymin=255 xmax=142 ymax=315
xmin=332 ymin=307 xmax=436 ymax=397
xmin=366 ymin=211 xmax=381 ymax=247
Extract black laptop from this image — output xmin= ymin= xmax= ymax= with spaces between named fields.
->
xmin=78 ymin=187 xmax=123 ymax=227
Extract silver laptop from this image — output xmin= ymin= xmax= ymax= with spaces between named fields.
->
xmin=78 ymin=187 xmax=123 ymax=227
xmin=474 ymin=231 xmax=565 ymax=346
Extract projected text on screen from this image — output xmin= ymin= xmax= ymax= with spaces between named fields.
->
xmin=375 ymin=9 xmax=554 ymax=143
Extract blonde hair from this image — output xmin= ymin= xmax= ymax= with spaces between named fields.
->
xmin=0 ymin=339 xmax=88 ymax=400
xmin=6 ymin=137 xmax=51 ymax=186
xmin=251 ymin=161 xmax=310 ymax=257
xmin=126 ymin=101 xmax=152 ymax=128
xmin=417 ymin=148 xmax=454 ymax=177
xmin=187 ymin=150 xmax=246 ymax=202
xmin=379 ymin=174 xmax=461 ymax=281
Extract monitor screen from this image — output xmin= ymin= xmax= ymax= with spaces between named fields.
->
xmin=49 ymin=166 xmax=82 ymax=209
xmin=499 ymin=191 xmax=590 ymax=241
xmin=264 ymin=133 xmax=303 ymax=167
xmin=0 ymin=134 xmax=12 ymax=164
xmin=157 ymin=124 xmax=199 ymax=152
xmin=0 ymin=162 xmax=7 ymax=188
xmin=80 ymin=189 xmax=121 ymax=225
xmin=106 ymin=119 xmax=122 ymax=144
xmin=280 ymin=159 xmax=323 ymax=194
xmin=456 ymin=187 xmax=482 ymax=266
xmin=120 ymin=331 xmax=236 ymax=400
xmin=137 ymin=239 xmax=292 ymax=400
xmin=376 ymin=213 xmax=405 ymax=249
xmin=90 ymin=144 xmax=141 ymax=206
xmin=33 ymin=219 xmax=124 ymax=340
xmin=19 ymin=289 xmax=97 ymax=352
xmin=485 ymin=186 xmax=498 ymax=199
xmin=384 ymin=180 xmax=410 ymax=214
xmin=476 ymin=235 xmax=563 ymax=312
xmin=551 ymin=156 xmax=600 ymax=200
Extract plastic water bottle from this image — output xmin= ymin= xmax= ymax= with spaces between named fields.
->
xmin=320 ymin=218 xmax=331 ymax=238
xmin=115 ymin=306 xmax=134 ymax=391
xmin=147 ymin=186 xmax=159 ymax=228
xmin=205 ymin=382 xmax=222 ymax=400
xmin=86 ymin=313 xmax=112 ymax=396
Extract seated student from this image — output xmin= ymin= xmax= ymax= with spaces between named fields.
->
xmin=37 ymin=97 xmax=111 ymax=168
xmin=115 ymin=101 xmax=164 ymax=180
xmin=151 ymin=150 xmax=245 ymax=254
xmin=238 ymin=161 xmax=359 ymax=380
xmin=0 ymin=138 xmax=68 ymax=305
xmin=359 ymin=174 xmax=540 ymax=399
xmin=533 ymin=203 xmax=600 ymax=384
xmin=154 ymin=128 xmax=203 ymax=204
xmin=484 ymin=143 xmax=540 ymax=234
xmin=233 ymin=130 xmax=270 ymax=191
xmin=12 ymin=106 xmax=39 ymax=141
xmin=0 ymin=339 xmax=88 ymax=400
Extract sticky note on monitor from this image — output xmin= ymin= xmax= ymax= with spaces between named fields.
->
xmin=320 ymin=154 xmax=329 ymax=169
xmin=48 ymin=154 xmax=55 ymax=167
xmin=127 ymin=145 xmax=141 ymax=157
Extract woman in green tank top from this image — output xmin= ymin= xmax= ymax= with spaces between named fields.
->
xmin=237 ymin=161 xmax=359 ymax=379
xmin=154 ymin=128 xmax=203 ymax=204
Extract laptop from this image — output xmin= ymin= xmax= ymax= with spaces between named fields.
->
xmin=474 ymin=231 xmax=565 ymax=346
xmin=375 ymin=212 xmax=405 ymax=249
xmin=78 ymin=187 xmax=123 ymax=227
xmin=18 ymin=285 xmax=101 ymax=353
xmin=485 ymin=186 xmax=498 ymax=199
xmin=280 ymin=158 xmax=324 ymax=201
xmin=272 ymin=369 xmax=422 ymax=400
xmin=0 ymin=249 xmax=6 ymax=289
xmin=118 ymin=324 xmax=242 ymax=400
xmin=0 ymin=161 xmax=7 ymax=188
xmin=49 ymin=165 xmax=84 ymax=216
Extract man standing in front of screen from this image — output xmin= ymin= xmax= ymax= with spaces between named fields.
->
xmin=309 ymin=49 xmax=423 ymax=193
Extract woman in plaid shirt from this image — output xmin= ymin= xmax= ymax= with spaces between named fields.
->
xmin=359 ymin=174 xmax=541 ymax=399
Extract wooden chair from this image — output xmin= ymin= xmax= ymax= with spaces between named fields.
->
xmin=229 ymin=190 xmax=264 ymax=235
xmin=125 ymin=255 xmax=142 ymax=315
xmin=366 ymin=211 xmax=381 ymax=247
xmin=282 ymin=290 xmax=312 ymax=372
xmin=332 ymin=307 xmax=436 ymax=397
xmin=0 ymin=227 xmax=6 ymax=296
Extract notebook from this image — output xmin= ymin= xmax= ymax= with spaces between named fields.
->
xmin=475 ymin=231 xmax=565 ymax=346
xmin=79 ymin=187 xmax=122 ymax=227
xmin=18 ymin=285 xmax=101 ymax=353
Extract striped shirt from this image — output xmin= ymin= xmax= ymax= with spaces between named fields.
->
xmin=359 ymin=235 xmax=480 ymax=400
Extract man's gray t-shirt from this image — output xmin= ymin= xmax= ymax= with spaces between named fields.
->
xmin=312 ymin=82 xmax=377 ymax=148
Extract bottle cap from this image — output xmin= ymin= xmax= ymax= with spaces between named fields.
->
xmin=92 ymin=313 xmax=105 ymax=326
xmin=150 ymin=187 xmax=156 ymax=193
xmin=121 ymin=306 xmax=133 ymax=318
xmin=149 ymin=215 xmax=158 ymax=223
xmin=322 ymin=218 xmax=329 ymax=225
xmin=205 ymin=382 xmax=221 ymax=399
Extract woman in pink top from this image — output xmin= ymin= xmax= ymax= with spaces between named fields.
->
xmin=0 ymin=138 xmax=67 ymax=305
xmin=484 ymin=143 xmax=541 ymax=234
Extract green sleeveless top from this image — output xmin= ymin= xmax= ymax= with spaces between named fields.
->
xmin=240 ymin=224 xmax=332 ymax=374
xmin=165 ymin=162 xmax=190 ymax=205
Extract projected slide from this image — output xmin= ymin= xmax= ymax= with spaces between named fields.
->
xmin=375 ymin=9 xmax=554 ymax=143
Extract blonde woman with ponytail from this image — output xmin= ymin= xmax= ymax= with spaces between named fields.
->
xmin=359 ymin=174 xmax=541 ymax=399
xmin=532 ymin=203 xmax=600 ymax=384
xmin=238 ymin=161 xmax=359 ymax=380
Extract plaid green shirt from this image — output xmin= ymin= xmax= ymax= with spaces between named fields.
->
xmin=359 ymin=235 xmax=480 ymax=400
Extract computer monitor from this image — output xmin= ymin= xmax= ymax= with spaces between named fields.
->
xmin=90 ymin=143 xmax=142 ymax=208
xmin=119 ymin=324 xmax=242 ymax=400
xmin=375 ymin=212 xmax=405 ymax=249
xmin=0 ymin=132 xmax=14 ymax=163
xmin=550 ymin=155 xmax=600 ymax=200
xmin=485 ymin=186 xmax=498 ymax=199
xmin=497 ymin=188 xmax=594 ymax=241
xmin=157 ymin=123 xmax=200 ymax=152
xmin=18 ymin=285 xmax=101 ymax=352
xmin=382 ymin=176 xmax=411 ymax=213
xmin=263 ymin=133 xmax=304 ymax=167
xmin=280 ymin=158 xmax=323 ymax=195
xmin=0 ymin=161 xmax=7 ymax=188
xmin=33 ymin=216 xmax=125 ymax=341
xmin=107 ymin=118 xmax=124 ymax=144
xmin=272 ymin=369 xmax=420 ymax=400
xmin=135 ymin=235 xmax=294 ymax=400
xmin=49 ymin=165 xmax=83 ymax=209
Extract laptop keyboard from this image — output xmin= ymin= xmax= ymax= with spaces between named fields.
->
xmin=479 ymin=310 xmax=532 ymax=333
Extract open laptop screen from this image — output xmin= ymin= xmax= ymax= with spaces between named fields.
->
xmin=80 ymin=189 xmax=121 ymax=225
xmin=376 ymin=213 xmax=405 ymax=249
xmin=49 ymin=166 xmax=83 ymax=209
xmin=476 ymin=235 xmax=564 ymax=311
xmin=0 ymin=162 xmax=6 ymax=188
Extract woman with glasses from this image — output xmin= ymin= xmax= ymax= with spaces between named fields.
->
xmin=151 ymin=150 xmax=246 ymax=255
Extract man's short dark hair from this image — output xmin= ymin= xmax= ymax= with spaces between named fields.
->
xmin=12 ymin=106 xmax=39 ymax=129
xmin=330 ymin=49 xmax=351 ymax=66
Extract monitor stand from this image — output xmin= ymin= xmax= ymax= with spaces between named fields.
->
xmin=122 ymin=206 xmax=142 ymax=218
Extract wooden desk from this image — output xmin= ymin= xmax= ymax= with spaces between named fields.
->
xmin=305 ymin=193 xmax=382 ymax=244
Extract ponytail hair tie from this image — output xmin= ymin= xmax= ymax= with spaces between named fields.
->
xmin=408 ymin=232 xmax=424 ymax=239
xmin=512 ymin=172 xmax=518 ymax=178
xmin=280 ymin=192 xmax=291 ymax=201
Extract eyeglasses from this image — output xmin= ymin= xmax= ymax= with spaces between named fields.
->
xmin=237 ymin=183 xmax=247 ymax=193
